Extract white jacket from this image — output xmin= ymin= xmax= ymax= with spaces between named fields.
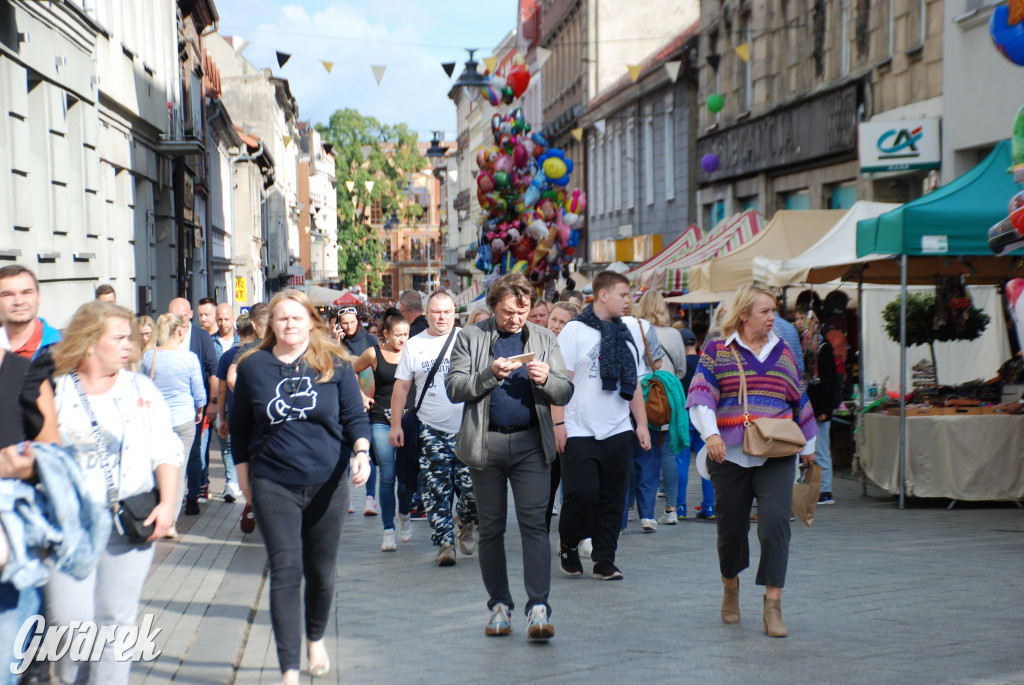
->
xmin=54 ymin=370 xmax=184 ymax=505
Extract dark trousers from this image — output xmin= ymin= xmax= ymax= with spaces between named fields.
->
xmin=708 ymin=456 xmax=795 ymax=587
xmin=558 ymin=430 xmax=634 ymax=565
xmin=470 ymin=430 xmax=551 ymax=615
xmin=545 ymin=455 xmax=560 ymax=533
xmin=251 ymin=473 xmax=350 ymax=672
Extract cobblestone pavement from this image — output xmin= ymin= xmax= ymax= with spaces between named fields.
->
xmin=133 ymin=464 xmax=1024 ymax=685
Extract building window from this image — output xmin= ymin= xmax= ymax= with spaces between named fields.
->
xmin=370 ymin=198 xmax=382 ymax=225
xmin=588 ymin=136 xmax=596 ymax=218
xmin=644 ymin=104 xmax=654 ymax=206
xmin=626 ymin=117 xmax=635 ymax=210
xmin=383 ymin=236 xmax=393 ymax=260
xmin=613 ymin=122 xmax=622 ymax=212
xmin=828 ymin=182 xmax=858 ymax=209
xmin=379 ymin=274 xmax=393 ymax=299
xmin=411 ymin=274 xmax=428 ymax=292
xmin=878 ymin=0 xmax=893 ymax=59
xmin=410 ymin=237 xmax=423 ymax=261
xmin=664 ymin=94 xmax=675 ymax=202
xmin=783 ymin=189 xmax=810 ymax=209
xmin=736 ymin=14 xmax=751 ymax=112
xmin=907 ymin=0 xmax=925 ymax=49
xmin=703 ymin=200 xmax=725 ymax=229
xmin=840 ymin=0 xmax=850 ymax=76
xmin=739 ymin=196 xmax=760 ymax=211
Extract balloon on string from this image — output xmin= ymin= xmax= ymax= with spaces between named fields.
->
xmin=507 ymin=64 xmax=531 ymax=98
xmin=991 ymin=5 xmax=1024 ymax=66
xmin=706 ymin=93 xmax=725 ymax=113
xmin=701 ymin=153 xmax=720 ymax=174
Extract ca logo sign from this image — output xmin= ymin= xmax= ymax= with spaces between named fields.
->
xmin=876 ymin=127 xmax=924 ymax=159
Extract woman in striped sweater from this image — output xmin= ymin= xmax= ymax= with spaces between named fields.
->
xmin=685 ymin=283 xmax=817 ymax=638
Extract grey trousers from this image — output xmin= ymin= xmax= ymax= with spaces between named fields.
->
xmin=708 ymin=456 xmax=796 ymax=587
xmin=171 ymin=421 xmax=196 ymax=521
xmin=469 ymin=429 xmax=551 ymax=616
xmin=44 ymin=525 xmax=155 ymax=685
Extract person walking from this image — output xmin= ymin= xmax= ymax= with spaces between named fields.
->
xmin=0 ymin=265 xmax=61 ymax=361
xmin=544 ymin=300 xmax=580 ymax=529
xmin=389 ymin=291 xmax=477 ymax=566
xmin=48 ymin=301 xmax=182 ymax=683
xmin=339 ymin=306 xmax=380 ymax=516
xmin=678 ymin=328 xmax=716 ymax=519
xmin=140 ymin=313 xmax=207 ymax=533
xmin=795 ymin=306 xmax=839 ymax=505
xmin=446 ymin=273 xmax=573 ymax=640
xmin=352 ymin=307 xmax=414 ymax=551
xmin=556 ymin=271 xmax=651 ymax=581
xmin=686 ymin=283 xmax=817 ymax=638
xmin=230 ymin=290 xmax=371 ymax=684
xmin=398 ymin=289 xmax=428 ymax=337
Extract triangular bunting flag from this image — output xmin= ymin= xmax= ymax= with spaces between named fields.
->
xmin=483 ymin=56 xmax=497 ymax=74
xmin=242 ymin=124 xmax=253 ymax=137
xmin=282 ymin=135 xmax=293 ymax=147
xmin=735 ymin=43 xmax=750 ymax=63
xmin=448 ymin=169 xmax=458 ymax=182
xmin=627 ymin=64 xmax=642 ymax=82
xmin=371 ymin=64 xmax=387 ymax=85
xmin=232 ymin=37 xmax=249 ymax=56
xmin=707 ymin=53 xmax=721 ymax=70
xmin=594 ymin=119 xmax=606 ymax=136
xmin=276 ymin=51 xmax=291 ymax=68
xmin=345 ymin=180 xmax=355 ymax=193
xmin=441 ymin=61 xmax=456 ymax=78
xmin=571 ymin=128 xmax=584 ymax=142
xmin=360 ymin=145 xmax=372 ymax=161
xmin=664 ymin=60 xmax=682 ymax=83
xmin=321 ymin=60 xmax=334 ymax=73
xmin=535 ymin=47 xmax=552 ymax=70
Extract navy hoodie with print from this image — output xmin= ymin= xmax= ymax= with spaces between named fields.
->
xmin=230 ymin=348 xmax=371 ymax=486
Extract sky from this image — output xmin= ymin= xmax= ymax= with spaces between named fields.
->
xmin=213 ymin=0 xmax=518 ymax=142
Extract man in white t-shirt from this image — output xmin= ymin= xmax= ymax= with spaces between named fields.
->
xmin=390 ymin=291 xmax=477 ymax=566
xmin=555 ymin=271 xmax=651 ymax=581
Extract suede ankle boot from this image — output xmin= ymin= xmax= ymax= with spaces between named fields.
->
xmin=763 ymin=595 xmax=787 ymax=637
xmin=721 ymin=585 xmax=740 ymax=624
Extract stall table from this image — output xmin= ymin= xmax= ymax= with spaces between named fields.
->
xmin=861 ymin=414 xmax=1024 ymax=502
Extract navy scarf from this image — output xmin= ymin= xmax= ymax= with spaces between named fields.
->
xmin=575 ymin=304 xmax=637 ymax=400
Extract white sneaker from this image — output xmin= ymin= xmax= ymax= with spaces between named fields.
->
xmin=381 ymin=529 xmax=397 ymax=552
xmin=641 ymin=518 xmax=658 ymax=532
xmin=222 ymin=482 xmax=242 ymax=503
xmin=657 ymin=510 xmax=678 ymax=525
xmin=397 ymin=513 xmax=412 ymax=542
xmin=526 ymin=605 xmax=554 ymax=641
xmin=363 ymin=496 xmax=378 ymax=516
xmin=579 ymin=538 xmax=593 ymax=558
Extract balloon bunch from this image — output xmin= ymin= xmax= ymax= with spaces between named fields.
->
xmin=988 ymin=105 xmax=1024 ymax=255
xmin=473 ymin=91 xmax=586 ymax=284
xmin=481 ymin=55 xmax=532 ymax=106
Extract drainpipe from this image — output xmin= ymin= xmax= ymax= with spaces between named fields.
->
xmin=203 ymin=99 xmax=224 ymax=299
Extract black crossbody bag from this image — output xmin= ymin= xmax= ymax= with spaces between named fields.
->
xmin=396 ymin=330 xmax=457 ymax=486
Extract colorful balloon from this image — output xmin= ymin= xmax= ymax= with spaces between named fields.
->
xmin=511 ymin=259 xmax=530 ymax=274
xmin=542 ymin=157 xmax=568 ymax=179
xmin=701 ymin=152 xmax=720 ymax=174
xmin=507 ymin=64 xmax=531 ymax=98
xmin=991 ymin=5 xmax=1024 ymax=66
xmin=706 ymin=93 xmax=725 ymax=113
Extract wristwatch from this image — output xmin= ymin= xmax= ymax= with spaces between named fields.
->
xmin=353 ymin=450 xmax=370 ymax=458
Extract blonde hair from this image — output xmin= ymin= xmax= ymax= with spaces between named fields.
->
xmin=721 ymin=283 xmax=778 ymax=339
xmin=53 ymin=301 xmax=138 ymax=376
xmin=238 ymin=289 xmax=353 ymax=382
xmin=550 ymin=301 xmax=579 ymax=318
xmin=469 ymin=309 xmax=491 ymax=324
xmin=634 ymin=291 xmax=671 ymax=327
xmin=155 ymin=313 xmax=185 ymax=346
xmin=136 ymin=315 xmax=156 ymax=351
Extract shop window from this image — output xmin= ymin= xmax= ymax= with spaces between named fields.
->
xmin=783 ymin=190 xmax=810 ymax=210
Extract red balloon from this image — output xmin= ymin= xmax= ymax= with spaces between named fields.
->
xmin=507 ymin=65 xmax=531 ymax=99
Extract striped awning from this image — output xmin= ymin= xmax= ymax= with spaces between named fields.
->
xmin=647 ymin=211 xmax=766 ymax=291
xmin=627 ymin=224 xmax=702 ymax=286
xmin=451 ymin=280 xmax=485 ymax=308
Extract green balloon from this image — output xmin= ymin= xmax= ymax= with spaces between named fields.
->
xmin=493 ymin=171 xmax=511 ymax=189
xmin=707 ymin=93 xmax=724 ymax=113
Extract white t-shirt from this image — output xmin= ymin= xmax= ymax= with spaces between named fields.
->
xmin=557 ymin=320 xmax=634 ymax=440
xmin=395 ymin=327 xmax=464 ymax=434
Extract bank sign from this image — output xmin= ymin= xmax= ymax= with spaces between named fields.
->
xmin=858 ymin=118 xmax=941 ymax=173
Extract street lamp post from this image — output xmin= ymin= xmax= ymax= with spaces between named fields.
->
xmin=424 ymin=131 xmax=448 ymax=293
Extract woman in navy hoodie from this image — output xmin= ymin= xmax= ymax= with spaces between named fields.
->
xmin=231 ymin=290 xmax=371 ymax=685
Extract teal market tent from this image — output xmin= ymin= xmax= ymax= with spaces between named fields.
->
xmin=855 ymin=139 xmax=1023 ymax=509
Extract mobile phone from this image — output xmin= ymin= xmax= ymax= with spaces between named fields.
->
xmin=506 ymin=352 xmax=536 ymax=364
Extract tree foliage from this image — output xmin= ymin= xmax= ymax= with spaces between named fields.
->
xmin=315 ymin=109 xmax=423 ymax=294
xmin=882 ymin=292 xmax=990 ymax=346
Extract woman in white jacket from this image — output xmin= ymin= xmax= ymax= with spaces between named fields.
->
xmin=47 ymin=301 xmax=183 ymax=685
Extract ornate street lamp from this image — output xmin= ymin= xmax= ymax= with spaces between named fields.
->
xmin=452 ymin=48 xmax=486 ymax=102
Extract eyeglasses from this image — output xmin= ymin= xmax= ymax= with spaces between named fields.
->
xmin=339 ymin=307 xmax=358 ymax=314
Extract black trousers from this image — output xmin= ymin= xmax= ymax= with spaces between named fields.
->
xmin=708 ymin=456 xmax=795 ymax=587
xmin=558 ymin=430 xmax=634 ymax=565
xmin=251 ymin=473 xmax=350 ymax=672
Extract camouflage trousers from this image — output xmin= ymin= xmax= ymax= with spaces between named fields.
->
xmin=418 ymin=423 xmax=477 ymax=546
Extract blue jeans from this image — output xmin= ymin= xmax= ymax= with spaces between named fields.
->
xmin=187 ymin=419 xmax=211 ymax=499
xmin=214 ymin=419 xmax=237 ymax=486
xmin=815 ymin=419 xmax=833 ymax=492
xmin=678 ymin=427 xmax=715 ymax=513
xmin=370 ymin=423 xmax=412 ymax=530
xmin=655 ymin=431 xmax=680 ymax=509
xmin=623 ymin=440 xmax=660 ymax=527
xmin=0 ymin=584 xmax=40 ymax=685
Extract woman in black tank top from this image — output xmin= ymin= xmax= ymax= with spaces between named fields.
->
xmin=352 ymin=308 xmax=412 ymax=551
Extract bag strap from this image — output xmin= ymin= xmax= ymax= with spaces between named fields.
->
xmin=729 ymin=346 xmax=751 ymax=426
xmin=639 ymin=321 xmax=657 ymax=374
xmin=70 ymin=371 xmax=120 ymax=507
xmin=148 ymin=349 xmax=157 ymax=380
xmin=414 ymin=329 xmax=457 ymax=415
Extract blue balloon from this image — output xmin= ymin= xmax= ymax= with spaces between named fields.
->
xmin=522 ymin=170 xmax=548 ymax=208
xmin=475 ymin=244 xmax=494 ymax=274
xmin=991 ymin=5 xmax=1024 ymax=67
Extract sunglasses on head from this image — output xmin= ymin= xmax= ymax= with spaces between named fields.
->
xmin=340 ymin=307 xmax=358 ymax=314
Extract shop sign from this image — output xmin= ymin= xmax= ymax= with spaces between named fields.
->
xmin=695 ymin=82 xmax=860 ymax=184
xmin=859 ymin=118 xmax=941 ymax=173
xmin=235 ymin=277 xmax=246 ymax=301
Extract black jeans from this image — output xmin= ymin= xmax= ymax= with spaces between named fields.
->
xmin=708 ymin=456 xmax=795 ymax=587
xmin=558 ymin=430 xmax=634 ymax=565
xmin=251 ymin=473 xmax=350 ymax=672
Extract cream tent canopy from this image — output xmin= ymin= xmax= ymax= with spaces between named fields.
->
xmin=686 ymin=210 xmax=845 ymax=294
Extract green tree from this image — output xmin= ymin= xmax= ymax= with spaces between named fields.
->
xmin=315 ymin=109 xmax=424 ymax=294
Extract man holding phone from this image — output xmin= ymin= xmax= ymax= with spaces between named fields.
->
xmin=446 ymin=273 xmax=573 ymax=641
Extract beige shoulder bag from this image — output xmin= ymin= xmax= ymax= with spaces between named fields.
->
xmin=730 ymin=346 xmax=807 ymax=458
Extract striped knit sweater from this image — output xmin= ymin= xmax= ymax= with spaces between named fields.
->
xmin=685 ymin=337 xmax=817 ymax=447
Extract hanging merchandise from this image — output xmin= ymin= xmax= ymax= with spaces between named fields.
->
xmin=472 ymin=60 xmax=584 ymax=286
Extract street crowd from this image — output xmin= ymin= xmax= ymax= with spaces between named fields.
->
xmin=0 ymin=263 xmax=845 ymax=685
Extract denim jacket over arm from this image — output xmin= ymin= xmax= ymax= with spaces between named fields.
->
xmin=445 ymin=319 xmax=573 ymax=468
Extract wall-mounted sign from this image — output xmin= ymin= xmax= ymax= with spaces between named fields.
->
xmin=858 ymin=117 xmax=941 ymax=173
